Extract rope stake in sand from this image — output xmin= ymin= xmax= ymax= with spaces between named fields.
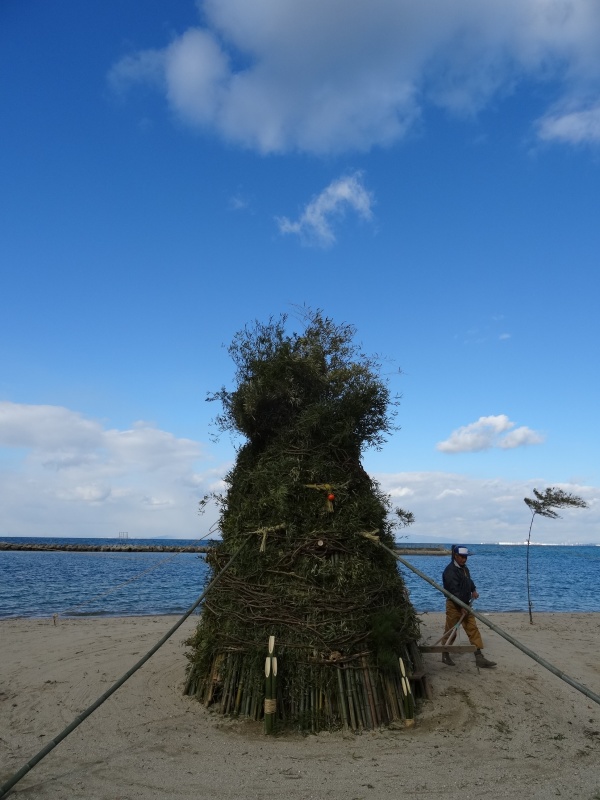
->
xmin=379 ymin=543 xmax=600 ymax=709
xmin=0 ymin=538 xmax=249 ymax=800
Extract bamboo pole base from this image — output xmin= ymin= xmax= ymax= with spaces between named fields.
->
xmin=188 ymin=647 xmax=430 ymax=733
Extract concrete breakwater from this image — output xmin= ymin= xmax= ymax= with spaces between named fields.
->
xmin=0 ymin=541 xmax=215 ymax=554
xmin=0 ymin=541 xmax=450 ymax=556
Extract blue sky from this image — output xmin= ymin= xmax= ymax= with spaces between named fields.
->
xmin=1 ymin=0 xmax=599 ymax=543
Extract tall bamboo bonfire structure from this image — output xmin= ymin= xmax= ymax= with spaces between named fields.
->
xmin=184 ymin=311 xmax=423 ymax=731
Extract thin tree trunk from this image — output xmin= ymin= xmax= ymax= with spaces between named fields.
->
xmin=526 ymin=512 xmax=536 ymax=624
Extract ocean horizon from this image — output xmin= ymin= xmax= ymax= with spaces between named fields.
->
xmin=1 ymin=537 xmax=599 ymax=618
xmin=2 ymin=535 xmax=598 ymax=545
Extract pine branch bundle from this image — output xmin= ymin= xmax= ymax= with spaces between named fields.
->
xmin=184 ymin=311 xmax=421 ymax=731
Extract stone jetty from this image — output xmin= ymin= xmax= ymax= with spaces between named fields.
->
xmin=0 ymin=541 xmax=215 ymax=554
xmin=0 ymin=541 xmax=450 ymax=555
xmin=397 ymin=546 xmax=451 ymax=556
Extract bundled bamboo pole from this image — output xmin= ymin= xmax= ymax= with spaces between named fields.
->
xmin=336 ymin=667 xmax=350 ymax=730
xmin=399 ymin=657 xmax=414 ymax=724
xmin=221 ymin=654 xmax=235 ymax=714
xmin=234 ymin=663 xmax=247 ymax=716
xmin=372 ymin=668 xmax=384 ymax=727
xmin=198 ymin=646 xmax=423 ymax=732
xmin=348 ymin=668 xmax=363 ymax=730
xmin=361 ymin=656 xmax=377 ymax=728
xmin=264 ymin=635 xmax=277 ymax=734
xmin=344 ymin=668 xmax=358 ymax=730
xmin=392 ymin=673 xmax=406 ymax=721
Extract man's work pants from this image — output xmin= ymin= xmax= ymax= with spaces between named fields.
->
xmin=444 ymin=600 xmax=483 ymax=650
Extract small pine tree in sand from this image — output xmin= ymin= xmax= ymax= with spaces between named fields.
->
xmin=524 ymin=487 xmax=588 ymax=624
xmin=184 ymin=311 xmax=421 ymax=731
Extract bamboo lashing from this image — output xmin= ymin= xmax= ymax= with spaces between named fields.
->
xmin=305 ymin=483 xmax=336 ymax=512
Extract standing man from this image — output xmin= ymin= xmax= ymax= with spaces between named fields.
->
xmin=441 ymin=545 xmax=496 ymax=668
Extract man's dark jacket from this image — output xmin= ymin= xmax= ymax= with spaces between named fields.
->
xmin=442 ymin=560 xmax=476 ymax=606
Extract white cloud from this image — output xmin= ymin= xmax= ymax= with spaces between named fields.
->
xmin=389 ymin=486 xmax=415 ymax=498
xmin=164 ymin=29 xmax=231 ymax=126
xmin=229 ymin=193 xmax=249 ymax=211
xmin=0 ymin=401 xmax=597 ymax=544
xmin=437 ymin=488 xmax=465 ymax=499
xmin=109 ymin=0 xmax=600 ymax=153
xmin=497 ymin=426 xmax=545 ymax=450
xmin=276 ymin=173 xmax=373 ymax=247
xmin=378 ymin=472 xmax=600 ymax=544
xmin=108 ymin=49 xmax=165 ymax=92
xmin=436 ymin=414 xmax=545 ymax=453
xmin=57 ymin=484 xmax=112 ymax=504
xmin=0 ymin=402 xmax=223 ymax=538
xmin=104 ymin=422 xmax=201 ymax=471
xmin=0 ymin=401 xmax=103 ymax=451
xmin=537 ymin=103 xmax=600 ymax=144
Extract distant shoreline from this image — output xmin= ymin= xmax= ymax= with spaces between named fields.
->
xmin=0 ymin=541 xmax=215 ymax=554
xmin=0 ymin=541 xmax=451 ymax=556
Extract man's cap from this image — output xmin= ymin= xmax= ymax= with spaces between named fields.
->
xmin=452 ymin=545 xmax=471 ymax=556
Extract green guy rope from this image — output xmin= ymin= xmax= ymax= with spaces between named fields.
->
xmin=0 ymin=539 xmax=248 ymax=799
xmin=380 ymin=543 xmax=600 ymax=708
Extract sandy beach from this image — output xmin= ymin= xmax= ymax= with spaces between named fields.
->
xmin=1 ymin=612 xmax=599 ymax=799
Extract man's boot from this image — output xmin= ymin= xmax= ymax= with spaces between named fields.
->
xmin=475 ymin=651 xmax=497 ymax=668
xmin=442 ymin=651 xmax=455 ymax=666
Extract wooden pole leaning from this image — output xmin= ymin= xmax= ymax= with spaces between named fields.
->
xmin=421 ymin=610 xmax=477 ymax=655
xmin=439 ymin=611 xmax=466 ymax=647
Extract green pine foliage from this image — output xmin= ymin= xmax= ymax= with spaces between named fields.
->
xmin=185 ymin=310 xmax=421 ymax=730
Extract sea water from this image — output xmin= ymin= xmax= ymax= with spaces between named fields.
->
xmin=0 ymin=538 xmax=599 ymax=618
xmin=0 ymin=538 xmax=207 ymax=618
xmin=402 ymin=542 xmax=600 ymax=613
